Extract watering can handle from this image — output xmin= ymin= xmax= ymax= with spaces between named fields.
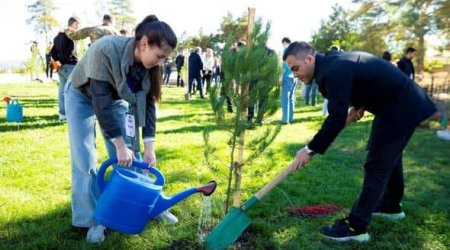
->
xmin=97 ymin=158 xmax=165 ymax=193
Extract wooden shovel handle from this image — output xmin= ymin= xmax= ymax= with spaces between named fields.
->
xmin=254 ymin=161 xmax=297 ymax=200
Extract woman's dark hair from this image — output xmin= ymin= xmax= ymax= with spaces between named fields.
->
xmin=135 ymin=15 xmax=177 ymax=102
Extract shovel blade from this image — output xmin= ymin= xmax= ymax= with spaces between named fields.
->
xmin=204 ymin=207 xmax=252 ymax=250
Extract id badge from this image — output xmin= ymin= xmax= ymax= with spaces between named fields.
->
xmin=125 ymin=113 xmax=136 ymax=138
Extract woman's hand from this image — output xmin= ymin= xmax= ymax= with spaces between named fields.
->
xmin=144 ymin=141 xmax=156 ymax=166
xmin=113 ymin=137 xmax=134 ymax=167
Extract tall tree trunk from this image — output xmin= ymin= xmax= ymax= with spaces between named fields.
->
xmin=232 ymin=7 xmax=255 ymax=208
xmin=417 ymin=35 xmax=425 ymax=74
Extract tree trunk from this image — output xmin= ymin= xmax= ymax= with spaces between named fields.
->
xmin=232 ymin=7 xmax=255 ymax=208
xmin=417 ymin=35 xmax=425 ymax=74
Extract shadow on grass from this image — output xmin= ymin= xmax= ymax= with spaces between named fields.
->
xmin=0 ymin=114 xmax=63 ymax=133
xmin=0 ymin=202 xmax=205 ymax=249
xmin=17 ymin=98 xmax=58 ymax=108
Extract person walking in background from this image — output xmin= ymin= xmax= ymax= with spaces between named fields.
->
xmin=65 ymin=14 xmax=119 ymax=45
xmin=188 ymin=47 xmax=204 ymax=98
xmin=28 ymin=41 xmax=43 ymax=82
xmin=45 ymin=41 xmax=53 ymax=79
xmin=65 ymin=15 xmax=178 ymax=243
xmin=280 ymin=37 xmax=297 ymax=124
xmin=163 ymin=57 xmax=173 ymax=85
xmin=202 ymin=48 xmax=214 ymax=94
xmin=397 ymin=47 xmax=416 ymax=81
xmin=284 ymin=41 xmax=436 ymax=243
xmin=212 ymin=56 xmax=221 ymax=84
xmin=175 ymin=51 xmax=185 ymax=87
xmin=304 ymin=79 xmax=318 ymax=106
xmin=51 ymin=16 xmax=80 ymax=121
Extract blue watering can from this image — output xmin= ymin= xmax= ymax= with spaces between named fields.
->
xmin=94 ymin=158 xmax=217 ymax=234
xmin=6 ymin=99 xmax=23 ymax=122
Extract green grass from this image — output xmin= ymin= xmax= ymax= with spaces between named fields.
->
xmin=0 ymin=83 xmax=448 ymax=250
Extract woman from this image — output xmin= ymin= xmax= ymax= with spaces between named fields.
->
xmin=65 ymin=15 xmax=177 ymax=243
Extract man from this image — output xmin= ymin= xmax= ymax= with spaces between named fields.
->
xmin=51 ymin=17 xmax=80 ymax=121
xmin=188 ymin=47 xmax=204 ymax=98
xmin=175 ymin=52 xmax=185 ymax=87
xmin=45 ymin=41 xmax=53 ymax=79
xmin=284 ymin=42 xmax=436 ymax=242
xmin=397 ymin=47 xmax=416 ymax=81
xmin=280 ymin=37 xmax=297 ymax=124
xmin=65 ymin=14 xmax=119 ymax=44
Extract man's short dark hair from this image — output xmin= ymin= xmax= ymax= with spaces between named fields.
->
xmin=282 ymin=41 xmax=316 ymax=61
xmin=282 ymin=37 xmax=291 ymax=44
xmin=103 ymin=14 xmax=113 ymax=23
xmin=68 ymin=17 xmax=79 ymax=26
xmin=405 ymin=47 xmax=416 ymax=54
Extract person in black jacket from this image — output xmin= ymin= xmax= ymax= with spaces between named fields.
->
xmin=175 ymin=52 xmax=185 ymax=87
xmin=51 ymin=16 xmax=79 ymax=121
xmin=188 ymin=47 xmax=204 ymax=98
xmin=397 ymin=47 xmax=416 ymax=80
xmin=283 ymin=41 xmax=436 ymax=242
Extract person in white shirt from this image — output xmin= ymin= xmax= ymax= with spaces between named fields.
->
xmin=202 ymin=48 xmax=215 ymax=93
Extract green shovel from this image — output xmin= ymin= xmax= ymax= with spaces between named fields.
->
xmin=205 ymin=162 xmax=297 ymax=250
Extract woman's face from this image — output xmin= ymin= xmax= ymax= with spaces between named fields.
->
xmin=137 ymin=37 xmax=173 ymax=69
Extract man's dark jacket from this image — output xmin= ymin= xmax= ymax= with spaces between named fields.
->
xmin=397 ymin=56 xmax=415 ymax=80
xmin=188 ymin=52 xmax=203 ymax=78
xmin=308 ymin=51 xmax=436 ymax=154
xmin=51 ymin=32 xmax=78 ymax=65
xmin=175 ymin=54 xmax=185 ymax=70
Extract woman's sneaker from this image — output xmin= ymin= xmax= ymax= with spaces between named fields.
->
xmin=319 ymin=218 xmax=370 ymax=242
xmin=156 ymin=210 xmax=178 ymax=224
xmin=86 ymin=225 xmax=106 ymax=243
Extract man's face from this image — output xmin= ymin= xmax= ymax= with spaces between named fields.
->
xmin=407 ymin=51 xmax=416 ymax=60
xmin=286 ymin=54 xmax=315 ymax=83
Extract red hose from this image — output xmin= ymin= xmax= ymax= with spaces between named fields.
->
xmin=286 ymin=204 xmax=343 ymax=217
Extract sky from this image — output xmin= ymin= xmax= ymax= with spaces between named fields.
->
xmin=0 ymin=0 xmax=355 ymax=63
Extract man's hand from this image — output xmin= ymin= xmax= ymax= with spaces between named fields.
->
xmin=346 ymin=107 xmax=365 ymax=125
xmin=292 ymin=148 xmax=312 ymax=171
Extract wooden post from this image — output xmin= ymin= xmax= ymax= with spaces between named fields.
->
xmin=184 ymin=50 xmax=190 ymax=100
xmin=233 ymin=7 xmax=255 ymax=207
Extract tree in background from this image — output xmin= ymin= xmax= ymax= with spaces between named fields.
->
xmin=26 ymin=0 xmax=59 ymax=43
xmin=177 ymin=12 xmax=248 ymax=55
xmin=108 ymin=0 xmax=136 ymax=32
xmin=205 ymin=16 xmax=281 ymax=212
xmin=352 ymin=0 xmax=449 ymax=73
xmin=218 ymin=12 xmax=248 ymax=45
xmin=310 ymin=5 xmax=358 ymax=52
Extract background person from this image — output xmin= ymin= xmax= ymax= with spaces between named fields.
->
xmin=280 ymin=37 xmax=297 ymax=124
xmin=51 ymin=16 xmax=80 ymax=121
xmin=397 ymin=47 xmax=416 ymax=81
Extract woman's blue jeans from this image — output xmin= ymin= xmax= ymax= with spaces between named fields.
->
xmin=65 ymin=80 xmax=130 ymax=227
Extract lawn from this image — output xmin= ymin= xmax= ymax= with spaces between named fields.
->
xmin=0 ymin=83 xmax=448 ymax=250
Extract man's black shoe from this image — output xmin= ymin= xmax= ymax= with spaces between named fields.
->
xmin=320 ymin=218 xmax=370 ymax=242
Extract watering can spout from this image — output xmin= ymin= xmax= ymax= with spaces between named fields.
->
xmin=148 ymin=181 xmax=217 ymax=220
